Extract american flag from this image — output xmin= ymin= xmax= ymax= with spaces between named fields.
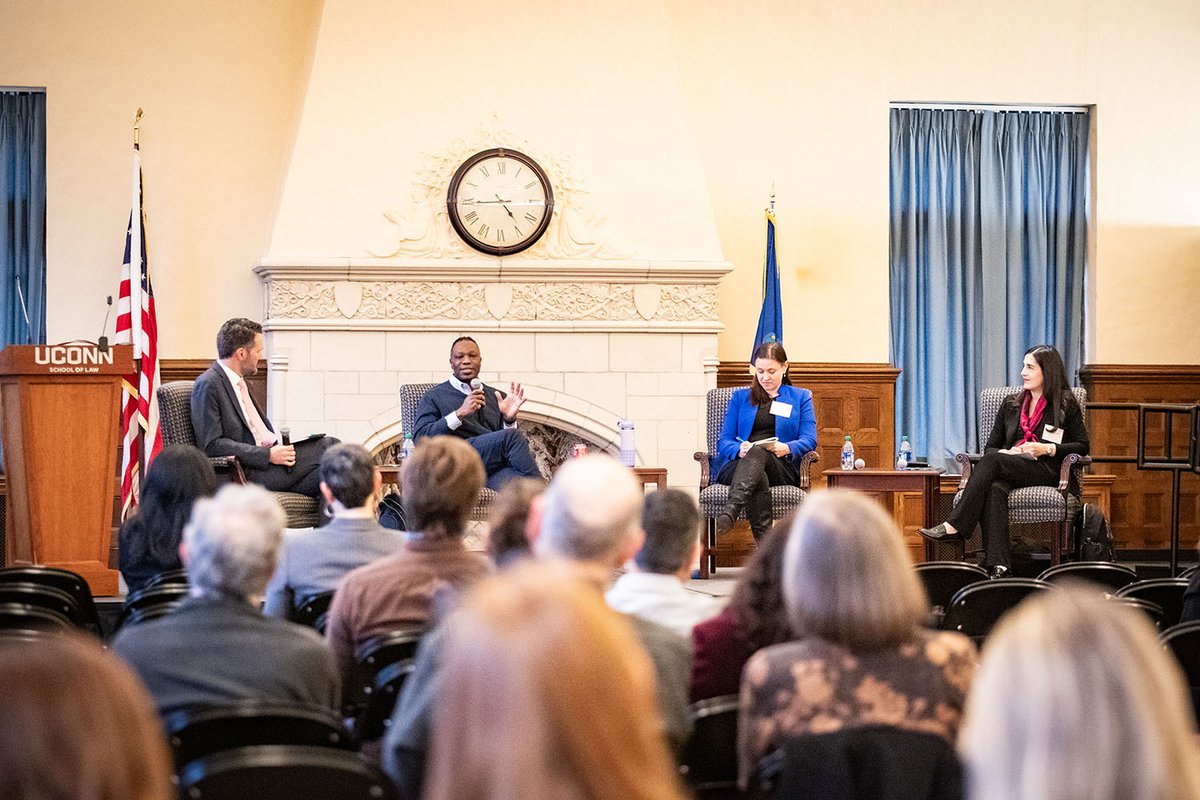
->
xmin=115 ymin=147 xmax=162 ymax=520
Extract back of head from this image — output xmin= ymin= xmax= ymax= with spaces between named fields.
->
xmin=960 ymin=586 xmax=1200 ymax=800
xmin=426 ymin=562 xmax=683 ymax=800
xmin=215 ymin=317 xmax=261 ymax=359
xmin=0 ymin=633 xmax=173 ymax=800
xmin=486 ymin=477 xmax=544 ymax=567
xmin=183 ymin=483 xmax=286 ymax=599
xmin=635 ymin=489 xmax=700 ymax=574
xmin=536 ymin=454 xmax=642 ymax=566
xmin=783 ymin=489 xmax=927 ymax=651
xmin=402 ymin=436 xmax=486 ymax=538
xmin=727 ymin=511 xmax=796 ymax=650
xmin=319 ymin=442 xmax=376 ymax=509
xmin=124 ymin=445 xmax=218 ymax=563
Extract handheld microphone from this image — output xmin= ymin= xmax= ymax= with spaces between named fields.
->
xmin=469 ymin=378 xmax=482 ymax=392
xmin=98 ymin=295 xmax=113 ymax=352
xmin=281 ymin=427 xmax=292 ymax=472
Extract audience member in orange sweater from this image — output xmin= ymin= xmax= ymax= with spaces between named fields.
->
xmin=424 ymin=561 xmax=687 ymax=800
xmin=325 ymin=436 xmax=491 ymax=688
xmin=960 ymin=586 xmax=1200 ymax=800
xmin=0 ymin=633 xmax=174 ymax=800
xmin=738 ymin=489 xmax=977 ymax=786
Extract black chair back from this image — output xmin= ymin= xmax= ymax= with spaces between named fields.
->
xmin=145 ymin=568 xmax=189 ymax=589
xmin=1108 ymin=596 xmax=1167 ymax=631
xmin=164 ymin=702 xmax=355 ymax=771
xmin=914 ymin=562 xmax=989 ymax=627
xmin=177 ymin=744 xmax=398 ymax=800
xmin=755 ymin=725 xmax=963 ymax=800
xmin=294 ymin=590 xmax=335 ymax=634
xmin=678 ymin=694 xmax=739 ymax=795
xmin=346 ymin=628 xmax=425 ymax=716
xmin=116 ymin=584 xmax=189 ymax=630
xmin=355 ymin=658 xmax=417 ymax=743
xmin=0 ymin=582 xmax=85 ymax=629
xmin=943 ymin=578 xmax=1052 ymax=644
xmin=0 ymin=602 xmax=72 ymax=631
xmin=1114 ymin=578 xmax=1189 ymax=629
xmin=1037 ymin=561 xmax=1139 ymax=593
xmin=1161 ymin=620 xmax=1200 ymax=726
xmin=0 ymin=565 xmax=101 ymax=632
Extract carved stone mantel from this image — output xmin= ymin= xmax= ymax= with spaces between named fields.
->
xmin=254 ymin=258 xmax=731 ymax=333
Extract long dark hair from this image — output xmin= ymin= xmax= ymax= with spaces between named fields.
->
xmin=119 ymin=445 xmax=218 ymax=570
xmin=749 ymin=341 xmax=792 ymax=406
xmin=1024 ymin=344 xmax=1075 ymax=427
xmin=727 ymin=511 xmax=795 ymax=650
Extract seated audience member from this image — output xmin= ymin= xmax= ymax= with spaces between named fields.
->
xmin=607 ymin=488 xmax=723 ymax=637
xmin=263 ymin=443 xmax=404 ymax=618
xmin=383 ymin=455 xmax=693 ymax=800
xmin=959 ymin=586 xmax=1200 ymax=800
xmin=112 ymin=484 xmax=339 ymax=714
xmin=119 ymin=444 xmax=217 ymax=594
xmin=424 ymin=562 xmax=687 ymax=800
xmin=325 ymin=436 xmax=491 ymax=685
xmin=413 ymin=336 xmax=541 ymax=490
xmin=485 ymin=476 xmax=543 ymax=568
xmin=1182 ymin=541 xmax=1200 ymax=624
xmin=191 ymin=317 xmax=337 ymax=499
xmin=690 ymin=513 xmax=795 ymax=702
xmin=0 ymin=633 xmax=174 ymax=800
xmin=738 ymin=489 xmax=976 ymax=785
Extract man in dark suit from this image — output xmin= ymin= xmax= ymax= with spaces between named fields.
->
xmin=413 ymin=336 xmax=541 ymax=490
xmin=191 ymin=317 xmax=336 ymax=498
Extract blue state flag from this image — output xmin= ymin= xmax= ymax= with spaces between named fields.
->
xmin=751 ymin=210 xmax=783 ymax=359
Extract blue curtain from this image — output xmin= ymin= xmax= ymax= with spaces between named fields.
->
xmin=0 ymin=91 xmax=47 ymax=349
xmin=890 ymin=107 xmax=1088 ymax=469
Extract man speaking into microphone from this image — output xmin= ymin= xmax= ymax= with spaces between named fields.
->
xmin=413 ymin=336 xmax=541 ymax=490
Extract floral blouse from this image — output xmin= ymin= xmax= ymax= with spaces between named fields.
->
xmin=737 ymin=629 xmax=977 ymax=784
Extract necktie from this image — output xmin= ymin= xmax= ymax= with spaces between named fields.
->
xmin=237 ymin=378 xmax=276 ymax=447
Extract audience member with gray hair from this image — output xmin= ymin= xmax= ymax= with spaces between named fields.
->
xmin=112 ymin=483 xmax=340 ymax=714
xmin=383 ymin=455 xmax=693 ymax=800
xmin=263 ymin=443 xmax=404 ymax=618
xmin=606 ymin=488 xmax=723 ymax=637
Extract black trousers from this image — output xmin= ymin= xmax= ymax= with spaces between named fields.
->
xmin=248 ymin=435 xmax=339 ymax=498
xmin=947 ymin=451 xmax=1056 ymax=569
xmin=715 ymin=447 xmax=799 ymax=538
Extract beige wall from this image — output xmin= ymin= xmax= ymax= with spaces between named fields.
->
xmin=3 ymin=0 xmax=1197 ymax=363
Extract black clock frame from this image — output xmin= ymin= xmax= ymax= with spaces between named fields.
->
xmin=446 ymin=148 xmax=555 ymax=257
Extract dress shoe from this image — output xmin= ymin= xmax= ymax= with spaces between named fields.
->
xmin=918 ymin=523 xmax=960 ymax=542
xmin=989 ymin=565 xmax=1010 ymax=580
xmin=714 ymin=512 xmax=735 ymax=537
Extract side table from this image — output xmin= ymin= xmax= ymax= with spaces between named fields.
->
xmin=823 ymin=468 xmax=945 ymax=562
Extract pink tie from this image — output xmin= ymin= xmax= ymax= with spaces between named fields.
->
xmin=237 ymin=379 xmax=276 ymax=447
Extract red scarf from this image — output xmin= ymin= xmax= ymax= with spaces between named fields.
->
xmin=1018 ymin=392 xmax=1046 ymax=445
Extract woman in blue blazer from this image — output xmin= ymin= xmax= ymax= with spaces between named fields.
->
xmin=713 ymin=342 xmax=818 ymax=540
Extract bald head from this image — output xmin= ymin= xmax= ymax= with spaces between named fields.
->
xmin=536 ymin=454 xmax=642 ymax=566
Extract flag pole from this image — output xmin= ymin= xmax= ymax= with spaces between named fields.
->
xmin=133 ymin=107 xmax=143 ymax=150
xmin=126 ymin=107 xmax=146 ymax=518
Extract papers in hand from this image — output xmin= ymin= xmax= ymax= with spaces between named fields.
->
xmin=749 ymin=437 xmax=779 ymax=448
xmin=998 ymin=447 xmax=1036 ymax=459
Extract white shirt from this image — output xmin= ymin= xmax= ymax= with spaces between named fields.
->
xmin=605 ymin=572 xmax=725 ymax=638
xmin=444 ymin=374 xmax=516 ymax=431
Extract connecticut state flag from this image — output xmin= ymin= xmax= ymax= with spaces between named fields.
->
xmin=751 ymin=209 xmax=783 ymax=358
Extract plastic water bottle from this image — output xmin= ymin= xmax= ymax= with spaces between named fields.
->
xmin=618 ymin=420 xmax=636 ymax=467
xmin=401 ymin=433 xmax=415 ymax=460
xmin=896 ymin=435 xmax=912 ymax=470
xmin=840 ymin=435 xmax=855 ymax=471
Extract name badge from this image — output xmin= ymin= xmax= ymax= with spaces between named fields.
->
xmin=1042 ymin=425 xmax=1064 ymax=444
xmin=770 ymin=400 xmax=792 ymax=418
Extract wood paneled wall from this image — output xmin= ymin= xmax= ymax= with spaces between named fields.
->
xmin=717 ymin=362 xmax=900 ymax=482
xmin=1080 ymin=365 xmax=1200 ymax=553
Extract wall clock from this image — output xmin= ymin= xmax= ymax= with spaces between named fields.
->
xmin=447 ymin=148 xmax=554 ymax=256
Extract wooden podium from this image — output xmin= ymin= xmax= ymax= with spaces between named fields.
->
xmin=0 ymin=343 xmax=133 ymax=595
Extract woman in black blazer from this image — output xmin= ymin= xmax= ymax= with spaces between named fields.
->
xmin=919 ymin=345 xmax=1089 ymax=578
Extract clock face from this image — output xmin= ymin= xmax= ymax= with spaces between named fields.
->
xmin=447 ymin=148 xmax=554 ymax=256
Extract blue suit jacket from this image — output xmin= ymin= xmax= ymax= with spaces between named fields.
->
xmin=712 ymin=385 xmax=817 ymax=477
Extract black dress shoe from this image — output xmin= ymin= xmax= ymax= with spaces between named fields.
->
xmin=918 ymin=523 xmax=960 ymax=542
xmin=988 ymin=565 xmax=1010 ymax=580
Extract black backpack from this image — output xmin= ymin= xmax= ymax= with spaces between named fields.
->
xmin=1077 ymin=503 xmax=1114 ymax=561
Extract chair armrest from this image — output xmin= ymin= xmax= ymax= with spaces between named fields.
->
xmin=1057 ymin=454 xmax=1091 ymax=493
xmin=797 ymin=450 xmax=819 ymax=490
xmin=209 ymin=456 xmax=247 ymax=484
xmin=693 ymin=452 xmax=712 ymax=490
xmin=954 ymin=453 xmax=980 ymax=489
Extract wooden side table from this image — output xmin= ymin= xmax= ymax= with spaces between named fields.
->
xmin=632 ymin=467 xmax=668 ymax=492
xmin=823 ymin=468 xmax=945 ymax=563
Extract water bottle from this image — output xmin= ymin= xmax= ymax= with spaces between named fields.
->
xmin=896 ymin=435 xmax=912 ymax=470
xmin=618 ymin=420 xmax=636 ymax=467
xmin=401 ymin=433 xmax=415 ymax=460
xmin=840 ymin=435 xmax=855 ymax=471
